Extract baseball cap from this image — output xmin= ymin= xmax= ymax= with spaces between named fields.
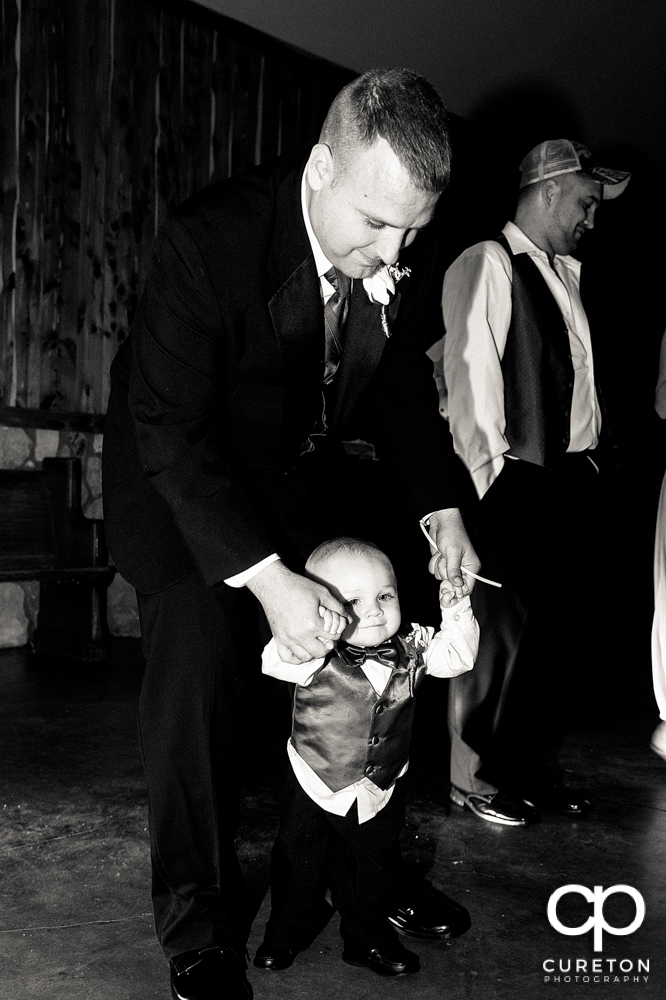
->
xmin=519 ymin=139 xmax=630 ymax=200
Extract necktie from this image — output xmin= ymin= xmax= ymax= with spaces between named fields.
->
xmin=339 ymin=639 xmax=401 ymax=668
xmin=323 ymin=267 xmax=350 ymax=384
xmin=299 ymin=268 xmax=351 ymax=456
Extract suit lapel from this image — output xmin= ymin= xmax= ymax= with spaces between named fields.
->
xmin=268 ymin=256 xmax=323 ymax=382
xmin=267 ymin=160 xmax=323 ymax=385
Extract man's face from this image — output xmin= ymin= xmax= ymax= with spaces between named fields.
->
xmin=306 ymin=137 xmax=438 ymax=279
xmin=546 ymin=173 xmax=602 ymax=257
xmin=317 ymin=551 xmax=402 ymax=646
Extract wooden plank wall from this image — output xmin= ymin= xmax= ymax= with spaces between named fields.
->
xmin=0 ymin=0 xmax=352 ymax=422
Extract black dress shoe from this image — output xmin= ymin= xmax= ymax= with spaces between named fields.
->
xmin=387 ymin=886 xmax=471 ymax=939
xmin=450 ymin=786 xmax=540 ymax=826
xmin=253 ymin=941 xmax=295 ymax=971
xmin=342 ymin=938 xmax=420 ymax=977
xmin=170 ymin=947 xmax=253 ymax=1000
xmin=519 ymin=781 xmax=592 ymax=816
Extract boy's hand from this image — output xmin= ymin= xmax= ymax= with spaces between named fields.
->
xmin=316 ymin=605 xmax=348 ymax=645
xmin=439 ymin=579 xmax=462 ymax=608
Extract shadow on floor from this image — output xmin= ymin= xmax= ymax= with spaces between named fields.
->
xmin=0 ymin=639 xmax=664 ymax=999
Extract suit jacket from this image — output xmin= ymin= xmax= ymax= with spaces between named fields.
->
xmin=102 ymin=153 xmax=473 ymax=594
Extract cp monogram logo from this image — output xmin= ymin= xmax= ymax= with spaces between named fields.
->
xmin=547 ymin=885 xmax=645 ymax=951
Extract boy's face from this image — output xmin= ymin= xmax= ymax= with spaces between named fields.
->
xmin=318 ymin=551 xmax=401 ymax=646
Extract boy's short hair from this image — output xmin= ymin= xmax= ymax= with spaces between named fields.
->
xmin=305 ymin=536 xmax=388 ymax=574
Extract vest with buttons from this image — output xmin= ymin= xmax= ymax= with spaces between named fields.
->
xmin=494 ymin=233 xmax=575 ymax=469
xmin=291 ymin=633 xmax=426 ymax=792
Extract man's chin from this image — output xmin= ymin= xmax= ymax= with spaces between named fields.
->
xmin=339 ymin=257 xmax=383 ymax=280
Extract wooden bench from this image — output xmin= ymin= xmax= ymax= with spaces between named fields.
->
xmin=0 ymin=457 xmax=115 ymax=661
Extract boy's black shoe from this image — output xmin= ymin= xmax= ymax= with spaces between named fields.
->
xmin=253 ymin=942 xmax=296 ymax=970
xmin=342 ymin=938 xmax=420 ymax=977
xmin=170 ymin=946 xmax=252 ymax=1000
xmin=387 ymin=885 xmax=471 ymax=939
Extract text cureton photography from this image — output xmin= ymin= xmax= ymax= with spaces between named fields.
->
xmin=543 ymin=957 xmax=650 ymax=984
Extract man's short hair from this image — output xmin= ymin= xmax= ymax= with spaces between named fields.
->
xmin=320 ymin=68 xmax=451 ymax=194
xmin=306 ymin=536 xmax=388 ymax=573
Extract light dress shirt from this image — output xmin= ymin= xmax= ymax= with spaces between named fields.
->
xmin=262 ymin=595 xmax=479 ymax=823
xmin=224 ymin=173 xmax=339 ymax=588
xmin=430 ymin=221 xmax=601 ymax=499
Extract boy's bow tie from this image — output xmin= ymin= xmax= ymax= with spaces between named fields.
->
xmin=339 ymin=639 xmax=400 ymax=667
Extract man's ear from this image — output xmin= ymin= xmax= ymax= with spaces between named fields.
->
xmin=306 ymin=143 xmax=334 ymax=192
xmin=542 ymin=178 xmax=560 ymax=210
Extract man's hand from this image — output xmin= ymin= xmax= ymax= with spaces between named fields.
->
xmin=426 ymin=508 xmax=480 ymax=599
xmin=246 ymin=560 xmax=349 ymax=664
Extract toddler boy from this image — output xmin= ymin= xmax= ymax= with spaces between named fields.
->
xmin=254 ymin=536 xmax=478 ymax=977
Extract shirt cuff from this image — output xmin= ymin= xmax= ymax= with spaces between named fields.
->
xmin=261 ymin=637 xmax=324 ymax=684
xmin=439 ymin=594 xmax=474 ymax=628
xmin=224 ymin=552 xmax=280 ymax=588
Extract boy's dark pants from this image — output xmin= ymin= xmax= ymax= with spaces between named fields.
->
xmin=264 ymin=767 xmax=407 ymax=952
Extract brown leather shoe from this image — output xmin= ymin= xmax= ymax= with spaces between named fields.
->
xmin=450 ymin=786 xmax=540 ymax=826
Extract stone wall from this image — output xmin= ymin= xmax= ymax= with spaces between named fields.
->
xmin=0 ymin=425 xmax=140 ymax=648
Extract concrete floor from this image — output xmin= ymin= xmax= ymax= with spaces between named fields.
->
xmin=1 ymin=637 xmax=665 ymax=1000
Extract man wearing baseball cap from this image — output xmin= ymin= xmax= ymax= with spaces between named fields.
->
xmin=430 ymin=139 xmax=630 ymax=827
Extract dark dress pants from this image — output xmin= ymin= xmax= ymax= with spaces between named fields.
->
xmin=137 ymin=572 xmax=269 ymax=959
xmin=449 ymin=453 xmax=603 ymax=795
xmin=264 ymin=768 xmax=406 ymax=952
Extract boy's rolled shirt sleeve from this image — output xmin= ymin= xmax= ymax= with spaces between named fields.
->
xmin=261 ymin=637 xmax=324 ymax=686
xmin=420 ymin=595 xmax=479 ymax=678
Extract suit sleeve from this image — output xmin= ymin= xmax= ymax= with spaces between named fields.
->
xmin=127 ymin=216 xmax=279 ymax=585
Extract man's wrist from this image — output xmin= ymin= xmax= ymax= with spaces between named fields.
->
xmin=245 ymin=556 xmax=286 ymax=597
xmin=420 ymin=507 xmax=463 ymax=529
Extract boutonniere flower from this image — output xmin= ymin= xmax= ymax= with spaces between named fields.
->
xmin=362 ymin=263 xmax=411 ymax=337
xmin=401 ymin=624 xmax=428 ymax=654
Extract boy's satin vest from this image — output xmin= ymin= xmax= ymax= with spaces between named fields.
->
xmin=495 ymin=233 xmax=575 ymax=469
xmin=291 ymin=635 xmax=426 ymax=792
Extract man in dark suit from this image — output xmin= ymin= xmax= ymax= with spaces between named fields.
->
xmin=103 ymin=68 xmax=479 ymax=1000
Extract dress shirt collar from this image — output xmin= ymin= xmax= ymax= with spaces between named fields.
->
xmin=502 ymin=220 xmax=581 ymax=276
xmin=301 ymin=170 xmax=336 ymax=295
